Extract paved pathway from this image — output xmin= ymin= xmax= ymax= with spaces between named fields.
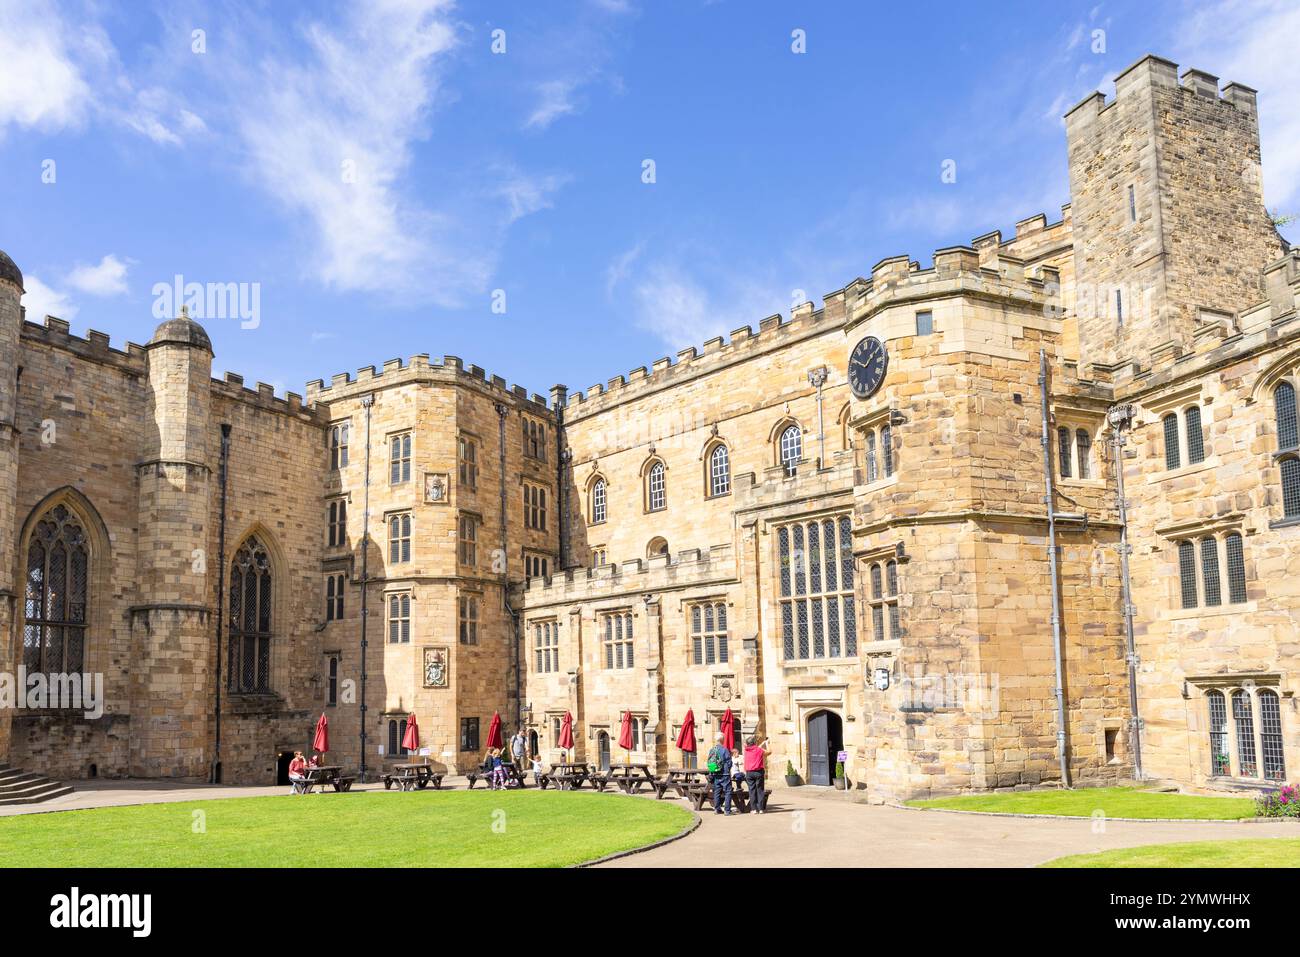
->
xmin=599 ymin=789 xmax=1297 ymax=867
xmin=3 ymin=778 xmax=1293 ymax=867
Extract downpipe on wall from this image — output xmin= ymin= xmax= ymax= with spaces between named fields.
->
xmin=1038 ymin=349 xmax=1072 ymax=789
xmin=1107 ymin=403 xmax=1145 ymax=780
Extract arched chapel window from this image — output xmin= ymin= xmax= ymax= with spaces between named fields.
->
xmin=24 ymin=504 xmax=89 ymax=674
xmin=779 ymin=425 xmax=802 ymax=477
xmin=708 ymin=444 xmax=730 ymax=497
xmin=229 ymin=536 xmax=273 ymax=693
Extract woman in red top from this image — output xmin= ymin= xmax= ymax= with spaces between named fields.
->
xmin=742 ymin=736 xmax=771 ymax=813
xmin=288 ymin=750 xmax=308 ymax=795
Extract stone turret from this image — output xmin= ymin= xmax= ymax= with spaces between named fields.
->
xmin=0 ymin=250 xmax=22 ymax=764
xmin=129 ymin=309 xmax=215 ymax=778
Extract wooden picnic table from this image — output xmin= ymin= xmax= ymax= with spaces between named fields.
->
xmin=467 ymin=761 xmax=530 ymax=789
xmin=298 ymin=765 xmax=355 ymax=794
xmin=383 ymin=763 xmax=445 ymax=791
xmin=546 ymin=762 xmax=593 ymax=790
xmin=605 ymin=763 xmax=657 ymax=794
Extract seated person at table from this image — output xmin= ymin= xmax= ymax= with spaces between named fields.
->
xmin=308 ymin=753 xmax=320 ymax=770
xmin=287 ymin=750 xmax=308 ymax=795
xmin=731 ymin=749 xmax=745 ymax=786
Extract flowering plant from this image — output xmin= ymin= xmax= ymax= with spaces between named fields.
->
xmin=1255 ymin=784 xmax=1300 ymax=817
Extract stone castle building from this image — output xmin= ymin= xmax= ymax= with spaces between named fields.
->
xmin=0 ymin=55 xmax=1296 ymax=799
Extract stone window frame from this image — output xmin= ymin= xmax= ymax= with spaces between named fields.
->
xmin=458 ymin=432 xmax=478 ymax=490
xmin=460 ymin=716 xmax=480 ymax=752
xmin=587 ymin=472 xmax=608 ymax=525
xmin=704 ymin=439 xmax=731 ymax=499
xmin=385 ymin=589 xmax=412 ymax=644
xmin=228 ymin=532 xmax=278 ymax=695
xmin=325 ymin=652 xmax=340 ymax=707
xmin=914 ymin=309 xmax=934 ymax=337
xmin=388 ymin=430 xmax=413 ymax=485
xmin=521 ymin=414 xmax=547 ymax=462
xmin=387 ymin=511 xmax=412 ymax=564
xmin=849 ymin=406 xmax=898 ymax=489
xmin=523 ymin=550 xmax=551 ymax=580
xmin=600 ymin=608 xmax=635 ymax=670
xmin=532 ymin=618 xmax=560 ymax=674
xmin=773 ymin=419 xmax=803 ymax=478
xmin=590 ymin=545 xmax=607 ymax=567
xmin=523 ymin=481 xmax=549 ymax=531
xmin=1187 ymin=675 xmax=1289 ymax=783
xmin=458 ymin=591 xmax=480 ymax=645
xmin=775 ymin=513 xmax=858 ymax=661
xmin=1143 ymin=386 xmax=1215 ymax=480
xmin=326 ymin=496 xmax=348 ymax=549
xmin=386 ymin=716 xmax=411 ymax=759
xmin=328 ymin=420 xmax=350 ymax=470
xmin=1158 ymin=515 xmax=1253 ymax=616
xmin=686 ymin=598 xmax=730 ymax=667
xmin=457 ymin=511 xmax=479 ymax=567
xmin=324 ymin=571 xmax=346 ymax=622
xmin=642 ymin=456 xmax=667 ymax=513
xmin=1052 ymin=409 xmax=1103 ymax=484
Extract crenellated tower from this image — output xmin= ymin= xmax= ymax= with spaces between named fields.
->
xmin=129 ymin=311 xmax=215 ymax=778
xmin=0 ymin=250 xmax=23 ymax=765
xmin=1066 ymin=55 xmax=1285 ymax=372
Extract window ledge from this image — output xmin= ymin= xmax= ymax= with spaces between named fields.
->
xmin=862 ymin=639 xmax=902 ymax=656
xmin=1268 ymin=516 xmax=1300 ymax=530
xmin=1060 ymin=477 xmax=1106 ymax=488
xmin=859 ymin=474 xmax=898 ymax=494
xmin=1161 ymin=601 xmax=1257 ymax=621
xmin=1150 ymin=456 xmax=1219 ymax=483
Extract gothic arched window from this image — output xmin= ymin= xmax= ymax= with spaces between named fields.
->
xmin=779 ymin=425 xmax=802 ymax=477
xmin=24 ymin=504 xmax=88 ymax=673
xmin=229 ymin=536 xmax=273 ymax=693
xmin=590 ymin=477 xmax=607 ymax=524
xmin=708 ymin=444 xmax=730 ymax=497
xmin=646 ymin=460 xmax=666 ymax=512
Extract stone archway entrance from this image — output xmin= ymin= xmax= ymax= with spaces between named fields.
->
xmin=807 ymin=710 xmax=843 ymax=786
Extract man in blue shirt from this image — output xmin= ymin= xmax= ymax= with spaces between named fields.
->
xmin=707 ymin=734 xmax=733 ymax=815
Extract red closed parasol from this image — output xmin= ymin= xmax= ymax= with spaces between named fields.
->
xmin=486 ymin=711 xmax=504 ymax=750
xmin=617 ymin=710 xmax=634 ymax=763
xmin=312 ymin=712 xmax=329 ymax=756
xmin=675 ymin=709 xmax=697 ymax=763
xmin=721 ymin=707 xmax=736 ymax=751
xmin=402 ymin=713 xmax=420 ymax=753
xmin=558 ymin=711 xmax=575 ymax=754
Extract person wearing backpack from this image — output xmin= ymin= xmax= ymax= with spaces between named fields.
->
xmin=706 ymin=733 xmax=733 ymax=815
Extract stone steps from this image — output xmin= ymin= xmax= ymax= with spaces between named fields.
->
xmin=0 ymin=766 xmax=74 ymax=806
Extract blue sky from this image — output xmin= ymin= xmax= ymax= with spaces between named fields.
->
xmin=2 ymin=0 xmax=1296 ymax=400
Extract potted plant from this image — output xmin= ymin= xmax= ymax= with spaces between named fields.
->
xmin=784 ymin=760 xmax=800 ymax=787
xmin=834 ymin=761 xmax=847 ymax=790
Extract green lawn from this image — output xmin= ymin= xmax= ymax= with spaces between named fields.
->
xmin=907 ymin=786 xmax=1257 ymax=820
xmin=1042 ymin=838 xmax=1300 ymax=868
xmin=0 ymin=791 xmax=694 ymax=868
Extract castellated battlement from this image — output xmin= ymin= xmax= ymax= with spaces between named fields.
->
xmin=520 ymin=542 xmax=736 ymax=609
xmin=1064 ymin=54 xmax=1258 ymax=129
xmin=306 ymin=353 xmax=552 ymax=413
xmin=20 ymin=314 xmax=148 ymax=375
xmin=212 ymin=371 xmax=319 ymax=423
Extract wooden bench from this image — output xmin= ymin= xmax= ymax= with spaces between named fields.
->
xmin=467 ymin=765 xmax=528 ymax=789
xmin=298 ymin=766 xmax=354 ymax=794
xmin=382 ymin=770 xmax=444 ymax=791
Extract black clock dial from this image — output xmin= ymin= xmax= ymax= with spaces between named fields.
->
xmin=848 ymin=336 xmax=888 ymax=399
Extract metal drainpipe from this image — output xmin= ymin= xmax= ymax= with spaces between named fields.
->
xmin=359 ymin=394 xmax=374 ymax=783
xmin=496 ymin=403 xmax=519 ymax=727
xmin=1108 ymin=403 xmax=1144 ymax=779
xmin=1038 ymin=349 xmax=1072 ymax=788
xmin=210 ymin=422 xmax=231 ymax=784
xmin=808 ymin=367 xmax=828 ymax=467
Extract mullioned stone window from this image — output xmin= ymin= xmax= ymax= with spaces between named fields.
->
xmin=777 ymin=516 xmax=857 ymax=660
xmin=602 ymin=610 xmax=634 ymax=669
xmin=1202 ymin=685 xmax=1286 ymax=781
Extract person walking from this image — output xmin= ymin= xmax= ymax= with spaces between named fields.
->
xmin=510 ymin=728 xmax=527 ymax=773
xmin=706 ymin=733 xmax=733 ymax=815
xmin=490 ymin=748 xmax=508 ymax=790
xmin=743 ymin=735 xmax=771 ymax=813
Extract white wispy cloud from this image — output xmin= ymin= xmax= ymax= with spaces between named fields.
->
xmin=66 ymin=254 xmax=130 ymax=296
xmin=525 ymin=79 xmax=581 ymax=130
xmin=20 ymin=275 xmax=78 ymax=322
xmin=0 ymin=0 xmax=97 ymax=132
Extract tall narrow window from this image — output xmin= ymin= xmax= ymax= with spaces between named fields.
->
xmin=1260 ymin=690 xmax=1286 ymax=781
xmin=590 ymin=478 xmax=607 ymax=524
xmin=1185 ymin=406 xmax=1205 ymax=464
xmin=327 ymin=499 xmax=347 ymax=548
xmin=1127 ymin=184 xmax=1136 ymax=222
xmin=865 ymin=430 xmax=878 ymax=482
xmin=780 ymin=425 xmax=802 ymax=477
xmin=1075 ymin=429 xmax=1092 ymax=479
xmin=229 ymin=536 xmax=272 ymax=693
xmin=602 ymin=611 xmax=634 ymax=669
xmin=534 ymin=620 xmax=559 ymax=673
xmin=458 ymin=435 xmax=477 ymax=489
xmin=387 ymin=593 xmax=411 ymax=643
xmin=1276 ymin=382 xmax=1298 ymax=450
xmin=1225 ymin=533 xmax=1247 ymax=604
xmin=388 ymin=514 xmax=412 ymax=564
xmin=461 ymin=717 xmax=480 ymax=752
xmin=330 ymin=423 xmax=349 ymax=470
xmin=1057 ymin=426 xmax=1072 ymax=479
xmin=1232 ymin=690 xmax=1257 ymax=777
xmin=1115 ymin=288 xmax=1123 ymax=325
xmin=458 ymin=594 xmax=479 ymax=645
xmin=458 ymin=513 xmax=477 ymax=566
xmin=708 ymin=444 xmax=730 ymax=497
xmin=1207 ymin=690 xmax=1229 ymax=776
xmin=325 ymin=572 xmax=345 ymax=621
xmin=389 ymin=433 xmax=412 ymax=484
xmin=1163 ymin=414 xmax=1181 ymax=470
xmin=647 ymin=461 xmax=666 ymax=511
xmin=1200 ymin=537 xmax=1221 ymax=607
xmin=880 ymin=424 xmax=893 ymax=476
xmin=915 ymin=310 xmax=933 ymax=336
xmin=23 ymin=504 xmax=89 ymax=674
xmin=1178 ymin=540 xmax=1197 ymax=609
xmin=524 ymin=484 xmax=548 ymax=530
xmin=1282 ymin=458 xmax=1300 ymax=519
xmin=327 ymin=655 xmax=339 ymax=707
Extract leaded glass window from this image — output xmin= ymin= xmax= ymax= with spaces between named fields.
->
xmin=647 ymin=461 xmax=666 ymax=511
xmin=690 ymin=601 xmax=728 ymax=665
xmin=1057 ymin=426 xmax=1072 ymax=478
xmin=778 ymin=516 xmax=857 ymax=660
xmin=709 ymin=444 xmax=730 ymax=497
xmin=229 ymin=535 xmax=272 ymax=693
xmin=1200 ymin=537 xmax=1221 ymax=607
xmin=1178 ymin=540 xmax=1197 ymax=608
xmin=1185 ymin=406 xmax=1205 ymax=464
xmin=1076 ymin=429 xmax=1092 ymax=479
xmin=1164 ymin=413 xmax=1181 ymax=470
xmin=1233 ymin=690 xmax=1257 ymax=777
xmin=1207 ymin=690 xmax=1229 ymax=776
xmin=1281 ymin=458 xmax=1300 ymax=519
xmin=1275 ymin=382 xmax=1297 ymax=451
xmin=780 ymin=425 xmax=801 ymax=477
xmin=603 ymin=611 xmax=634 ymax=670
xmin=1225 ymin=533 xmax=1247 ymax=604
xmin=1260 ymin=690 xmax=1286 ymax=781
xmin=23 ymin=505 xmax=88 ymax=674
xmin=591 ymin=478 xmax=607 ymax=524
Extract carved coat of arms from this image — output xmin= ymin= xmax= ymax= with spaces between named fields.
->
xmin=711 ymin=674 xmax=737 ymax=702
xmin=423 ymin=647 xmax=449 ymax=688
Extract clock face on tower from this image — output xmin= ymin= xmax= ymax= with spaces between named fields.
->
xmin=848 ymin=336 xmax=888 ymax=399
